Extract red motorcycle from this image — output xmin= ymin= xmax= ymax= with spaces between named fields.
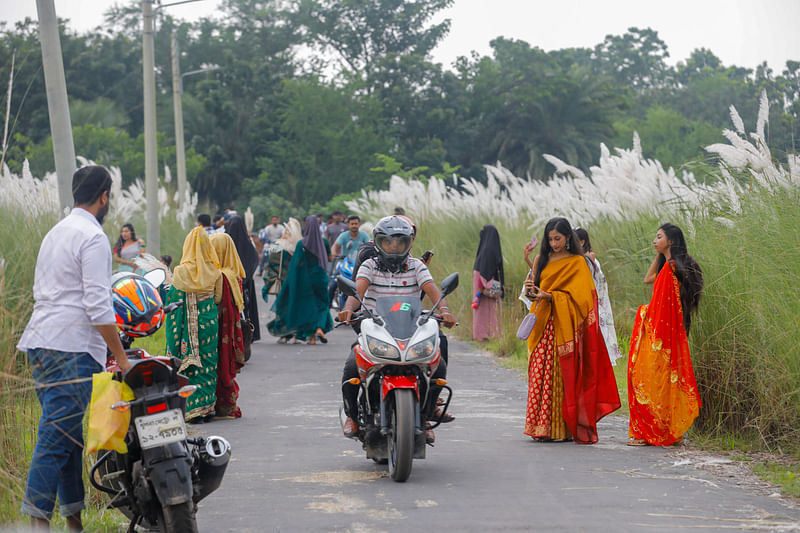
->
xmin=337 ymin=273 xmax=458 ymax=482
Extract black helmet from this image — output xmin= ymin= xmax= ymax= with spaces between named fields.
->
xmin=373 ymin=215 xmax=414 ymax=272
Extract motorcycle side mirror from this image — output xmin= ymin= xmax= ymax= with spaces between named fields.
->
xmin=337 ymin=276 xmax=358 ymax=298
xmin=440 ymin=272 xmax=459 ymax=297
xmin=143 ymin=268 xmax=166 ymax=288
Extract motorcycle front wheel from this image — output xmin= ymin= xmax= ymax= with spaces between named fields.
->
xmin=387 ymin=389 xmax=415 ymax=482
xmin=159 ymin=501 xmax=198 ymax=533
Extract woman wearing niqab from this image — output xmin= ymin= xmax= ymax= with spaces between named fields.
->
xmin=267 ymin=215 xmax=333 ymax=344
xmin=472 ymin=225 xmax=504 ymax=340
xmin=209 ymin=233 xmax=246 ymax=418
xmin=165 ymin=227 xmax=222 ymax=422
xmin=226 ymin=215 xmax=261 ymax=342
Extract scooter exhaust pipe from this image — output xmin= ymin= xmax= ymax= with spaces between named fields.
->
xmin=193 ymin=436 xmax=231 ymax=503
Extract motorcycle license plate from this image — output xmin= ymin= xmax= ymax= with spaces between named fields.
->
xmin=134 ymin=409 xmax=187 ymax=449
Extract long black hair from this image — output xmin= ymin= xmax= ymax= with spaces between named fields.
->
xmin=532 ymin=217 xmax=584 ymax=286
xmin=574 ymin=227 xmax=591 ymax=253
xmin=656 ymin=222 xmax=703 ymax=333
xmin=114 ymin=223 xmax=136 ymax=255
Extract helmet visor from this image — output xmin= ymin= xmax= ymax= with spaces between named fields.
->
xmin=375 ymin=234 xmax=412 ymax=257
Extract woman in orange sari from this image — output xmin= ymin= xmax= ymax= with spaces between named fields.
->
xmin=523 ymin=217 xmax=620 ymax=444
xmin=628 ymin=223 xmax=704 ymax=446
xmin=209 ymin=233 xmax=247 ymax=418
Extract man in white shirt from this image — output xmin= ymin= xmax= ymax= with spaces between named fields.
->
xmin=17 ymin=165 xmax=131 ymax=531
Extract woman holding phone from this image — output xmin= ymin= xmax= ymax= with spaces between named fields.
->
xmin=627 ymin=223 xmax=703 ymax=446
xmin=522 ymin=217 xmax=620 ymax=444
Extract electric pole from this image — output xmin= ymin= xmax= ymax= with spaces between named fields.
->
xmin=36 ymin=0 xmax=75 ymax=213
xmin=142 ymin=0 xmax=159 ymax=255
xmin=171 ymin=31 xmax=187 ymax=206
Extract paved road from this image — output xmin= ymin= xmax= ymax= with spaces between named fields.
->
xmin=194 ymin=287 xmax=800 ymax=532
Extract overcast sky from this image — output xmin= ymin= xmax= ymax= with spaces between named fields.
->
xmin=2 ymin=0 xmax=799 ymax=72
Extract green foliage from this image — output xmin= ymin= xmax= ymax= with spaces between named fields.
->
xmin=253 ymin=78 xmax=392 ymax=206
xmin=464 ymin=38 xmax=626 ymax=179
xmin=2 ymin=4 xmax=799 ymax=211
xmin=752 ymin=462 xmax=800 ymax=497
xmin=612 ymin=106 xmax=722 ymax=169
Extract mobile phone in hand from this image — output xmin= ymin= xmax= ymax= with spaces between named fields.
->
xmin=421 ymin=250 xmax=434 ymax=263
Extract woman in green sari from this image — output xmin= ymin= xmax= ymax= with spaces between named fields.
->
xmin=268 ymin=215 xmax=333 ymax=344
xmin=165 ymin=227 xmax=223 ymax=422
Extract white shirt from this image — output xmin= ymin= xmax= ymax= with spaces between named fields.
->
xmin=17 ymin=208 xmax=116 ymax=366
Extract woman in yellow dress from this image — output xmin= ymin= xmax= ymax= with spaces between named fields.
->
xmin=628 ymin=223 xmax=704 ymax=446
xmin=523 ymin=217 xmax=620 ymax=444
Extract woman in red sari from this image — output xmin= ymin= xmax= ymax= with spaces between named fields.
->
xmin=523 ymin=217 xmax=620 ymax=444
xmin=628 ymin=223 xmax=704 ymax=446
xmin=209 ymin=233 xmax=247 ymax=419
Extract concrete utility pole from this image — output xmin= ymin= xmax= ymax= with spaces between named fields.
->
xmin=171 ymin=31 xmax=188 ymax=207
xmin=36 ymin=0 xmax=76 ymax=213
xmin=142 ymin=0 xmax=159 ymax=255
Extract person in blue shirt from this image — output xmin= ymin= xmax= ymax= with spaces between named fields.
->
xmin=328 ymin=215 xmax=370 ymax=304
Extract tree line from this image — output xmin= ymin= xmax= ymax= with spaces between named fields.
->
xmin=1 ymin=0 xmax=798 ymax=224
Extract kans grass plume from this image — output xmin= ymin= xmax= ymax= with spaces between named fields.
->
xmin=347 ymin=93 xmax=799 ymax=227
xmin=1 ymin=157 xmax=198 ymax=230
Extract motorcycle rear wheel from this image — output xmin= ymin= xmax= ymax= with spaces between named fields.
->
xmin=159 ymin=501 xmax=198 ymax=533
xmin=387 ymin=389 xmax=415 ymax=482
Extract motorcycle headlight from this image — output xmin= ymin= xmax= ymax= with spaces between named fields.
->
xmin=366 ymin=336 xmax=400 ymax=360
xmin=407 ymin=335 xmax=437 ymax=360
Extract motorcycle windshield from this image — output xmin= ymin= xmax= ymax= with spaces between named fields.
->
xmin=374 ymin=296 xmax=422 ymax=340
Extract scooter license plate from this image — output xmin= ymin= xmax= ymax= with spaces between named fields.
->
xmin=134 ymin=409 xmax=187 ymax=449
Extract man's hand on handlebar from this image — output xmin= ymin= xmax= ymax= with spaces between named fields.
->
xmin=441 ymin=310 xmax=457 ymax=328
xmin=337 ymin=309 xmax=354 ymax=324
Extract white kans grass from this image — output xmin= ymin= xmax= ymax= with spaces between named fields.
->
xmin=347 ymin=93 xmax=799 ymax=230
xmin=1 ymin=157 xmax=198 ymax=230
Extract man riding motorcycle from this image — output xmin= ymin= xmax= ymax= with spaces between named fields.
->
xmin=337 ymin=216 xmax=456 ymax=443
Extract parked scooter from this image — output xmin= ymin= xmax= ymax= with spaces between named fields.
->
xmin=90 ymin=270 xmax=230 ymax=532
xmin=336 ymin=272 xmax=458 ymax=482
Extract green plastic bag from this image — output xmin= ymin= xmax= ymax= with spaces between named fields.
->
xmin=86 ymin=372 xmax=135 ymax=454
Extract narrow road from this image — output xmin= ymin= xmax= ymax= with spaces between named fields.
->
xmin=194 ymin=284 xmax=800 ymax=532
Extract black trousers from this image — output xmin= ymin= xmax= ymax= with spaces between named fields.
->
xmin=341 ymin=336 xmax=448 ymax=420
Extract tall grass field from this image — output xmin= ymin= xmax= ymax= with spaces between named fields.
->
xmin=1 ymin=95 xmax=799 ymax=524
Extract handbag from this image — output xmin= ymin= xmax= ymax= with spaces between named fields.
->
xmin=486 ymin=279 xmax=502 ymax=298
xmin=515 ymin=312 xmax=537 ymax=340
